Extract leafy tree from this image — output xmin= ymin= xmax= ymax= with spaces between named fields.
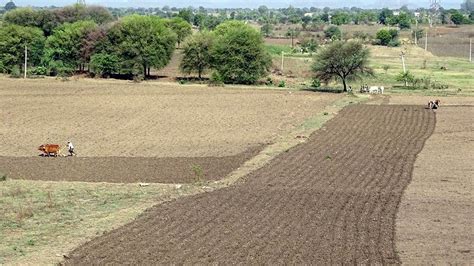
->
xmin=5 ymin=1 xmax=16 ymax=11
xmin=300 ymin=38 xmax=318 ymax=55
xmin=3 ymin=8 xmax=38 ymax=28
xmin=324 ymin=25 xmax=342 ymax=40
xmin=43 ymin=20 xmax=98 ymax=71
xmin=165 ymin=17 xmax=192 ymax=47
xmin=178 ymin=8 xmax=193 ymax=24
xmin=110 ymin=15 xmax=176 ymax=76
xmin=449 ymin=10 xmax=465 ymax=24
xmin=331 ymin=12 xmax=350 ymax=25
xmin=379 ymin=8 xmax=393 ymax=25
xmin=260 ymin=23 xmax=273 ymax=37
xmin=90 ymin=53 xmax=119 ymax=77
xmin=312 ymin=40 xmax=373 ymax=92
xmin=211 ymin=21 xmax=271 ymax=84
xmin=375 ymin=28 xmax=399 ymax=46
xmin=396 ymin=71 xmax=415 ymax=87
xmin=397 ymin=13 xmax=412 ymax=29
xmin=461 ymin=0 xmax=474 ymax=12
xmin=0 ymin=25 xmax=45 ymax=73
xmin=180 ymin=31 xmax=213 ymax=79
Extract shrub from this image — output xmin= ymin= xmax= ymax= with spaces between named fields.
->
xmin=0 ymin=173 xmax=6 ymax=182
xmin=324 ymin=26 xmax=342 ymax=40
xmin=382 ymin=65 xmax=390 ymax=73
xmin=278 ymin=80 xmax=286 ymax=87
xmin=90 ymin=53 xmax=119 ymax=78
xmin=311 ymin=78 xmax=321 ymax=88
xmin=376 ymin=28 xmax=399 ymax=46
xmin=29 ymin=66 xmax=47 ymax=76
xmin=388 ymin=39 xmax=401 ymax=47
xmin=209 ymin=71 xmax=224 ymax=86
xmin=10 ymin=65 xmax=21 ymax=78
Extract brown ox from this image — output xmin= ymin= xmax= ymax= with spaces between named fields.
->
xmin=38 ymin=144 xmax=61 ymax=157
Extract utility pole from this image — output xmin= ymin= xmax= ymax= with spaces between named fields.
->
xmin=281 ymin=51 xmax=284 ymax=72
xmin=414 ymin=20 xmax=418 ymax=45
xmin=469 ymin=38 xmax=472 ymax=62
xmin=24 ymin=45 xmax=27 ymax=79
xmin=400 ymin=51 xmax=406 ymax=73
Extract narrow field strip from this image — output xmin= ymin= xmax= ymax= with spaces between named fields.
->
xmin=65 ymin=105 xmax=435 ymax=264
xmin=0 ymin=146 xmax=263 ymax=184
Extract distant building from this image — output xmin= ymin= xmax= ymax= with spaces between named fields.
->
xmin=393 ymin=11 xmax=400 ymax=16
xmin=304 ymin=13 xmax=314 ymax=17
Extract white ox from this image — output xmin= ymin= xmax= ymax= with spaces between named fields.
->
xmin=369 ymin=86 xmax=384 ymax=94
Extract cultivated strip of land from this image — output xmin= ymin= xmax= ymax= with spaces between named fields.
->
xmin=0 ymin=146 xmax=263 ymax=184
xmin=397 ymin=106 xmax=474 ymax=264
xmin=65 ymin=105 xmax=435 ymax=264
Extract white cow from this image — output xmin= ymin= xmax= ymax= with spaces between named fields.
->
xmin=378 ymin=86 xmax=384 ymax=94
xmin=369 ymin=86 xmax=379 ymax=94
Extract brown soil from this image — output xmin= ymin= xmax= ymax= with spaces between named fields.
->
xmin=0 ymin=146 xmax=264 ymax=184
xmin=65 ymin=105 xmax=435 ymax=264
xmin=0 ymin=78 xmax=339 ymax=158
xmin=396 ymin=106 xmax=474 ymax=264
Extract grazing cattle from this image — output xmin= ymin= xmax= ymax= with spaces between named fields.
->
xmin=428 ymin=99 xmax=441 ymax=110
xmin=378 ymin=86 xmax=384 ymax=94
xmin=38 ymin=144 xmax=61 ymax=157
xmin=369 ymin=86 xmax=379 ymax=94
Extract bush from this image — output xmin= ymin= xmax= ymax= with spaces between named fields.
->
xmin=0 ymin=173 xmax=6 ymax=182
xmin=388 ymin=39 xmax=401 ymax=47
xmin=324 ymin=26 xmax=342 ymax=40
xmin=29 ymin=66 xmax=47 ymax=76
xmin=209 ymin=71 xmax=224 ymax=86
xmin=278 ymin=80 xmax=286 ymax=87
xmin=90 ymin=53 xmax=119 ymax=78
xmin=10 ymin=65 xmax=21 ymax=78
xmin=311 ymin=78 xmax=321 ymax=88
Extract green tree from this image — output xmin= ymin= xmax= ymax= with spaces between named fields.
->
xmin=0 ymin=25 xmax=45 ymax=73
xmin=260 ymin=22 xmax=273 ymax=37
xmin=180 ymin=31 xmax=213 ymax=79
xmin=397 ymin=13 xmax=412 ymax=29
xmin=312 ymin=40 xmax=373 ymax=92
xmin=375 ymin=28 xmax=399 ymax=46
xmin=178 ymin=8 xmax=194 ymax=24
xmin=43 ymin=20 xmax=98 ymax=71
xmin=90 ymin=53 xmax=119 ymax=77
xmin=111 ymin=15 xmax=176 ymax=76
xmin=165 ymin=17 xmax=192 ymax=48
xmin=5 ymin=1 xmax=16 ymax=11
xmin=396 ymin=71 xmax=415 ymax=87
xmin=379 ymin=8 xmax=393 ymax=25
xmin=324 ymin=25 xmax=342 ymax=40
xmin=211 ymin=21 xmax=271 ymax=84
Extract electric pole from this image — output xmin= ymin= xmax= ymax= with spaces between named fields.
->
xmin=470 ymin=38 xmax=472 ymax=63
xmin=24 ymin=45 xmax=27 ymax=79
xmin=281 ymin=51 xmax=284 ymax=72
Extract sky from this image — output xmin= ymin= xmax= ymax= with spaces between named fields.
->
xmin=4 ymin=0 xmax=463 ymax=9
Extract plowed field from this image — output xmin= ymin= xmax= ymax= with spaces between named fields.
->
xmin=0 ymin=146 xmax=263 ymax=184
xmin=65 ymin=105 xmax=435 ymax=264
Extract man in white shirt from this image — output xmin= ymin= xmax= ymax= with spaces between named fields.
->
xmin=67 ymin=141 xmax=76 ymax=156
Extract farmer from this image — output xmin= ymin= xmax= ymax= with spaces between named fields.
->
xmin=428 ymin=99 xmax=440 ymax=110
xmin=67 ymin=141 xmax=76 ymax=156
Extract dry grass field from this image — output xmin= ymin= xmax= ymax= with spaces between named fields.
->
xmin=0 ymin=77 xmax=340 ymax=158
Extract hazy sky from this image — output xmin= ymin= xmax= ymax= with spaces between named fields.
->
xmin=5 ymin=0 xmax=463 ymax=9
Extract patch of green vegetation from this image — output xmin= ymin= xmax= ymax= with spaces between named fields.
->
xmin=0 ymin=179 xmax=201 ymax=264
xmin=264 ymin=44 xmax=293 ymax=55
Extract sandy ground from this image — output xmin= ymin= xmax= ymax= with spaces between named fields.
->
xmin=396 ymin=106 xmax=474 ymax=264
xmin=0 ymin=78 xmax=339 ymax=157
xmin=65 ymin=105 xmax=434 ymax=264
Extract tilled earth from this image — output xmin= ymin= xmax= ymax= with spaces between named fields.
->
xmin=0 ymin=146 xmax=263 ymax=184
xmin=65 ymin=105 xmax=435 ymax=264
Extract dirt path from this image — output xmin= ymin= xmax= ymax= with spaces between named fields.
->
xmin=0 ymin=146 xmax=263 ymax=184
xmin=65 ymin=105 xmax=435 ymax=264
xmin=397 ymin=106 xmax=474 ymax=264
